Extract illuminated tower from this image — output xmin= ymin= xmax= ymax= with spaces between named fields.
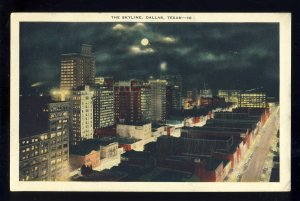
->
xmin=149 ymin=79 xmax=167 ymax=122
xmin=70 ymin=85 xmax=94 ymax=146
xmin=141 ymin=83 xmax=152 ymax=121
xmin=60 ymin=44 xmax=96 ymax=90
xmin=238 ymin=91 xmax=267 ymax=108
xmin=93 ymin=85 xmax=115 ymax=129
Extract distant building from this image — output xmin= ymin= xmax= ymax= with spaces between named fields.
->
xmin=140 ymin=83 xmax=152 ymax=121
xmin=186 ymin=90 xmax=193 ymax=99
xmin=149 ymin=79 xmax=167 ymax=122
xmin=198 ymin=96 xmax=225 ymax=107
xmin=165 ymin=85 xmax=182 ymax=116
xmin=116 ymin=123 xmax=152 ymax=140
xmin=70 ymin=85 xmax=94 ymax=146
xmin=217 ymin=90 xmax=241 ymax=104
xmin=60 ymin=44 xmax=96 ymax=90
xmin=95 ymin=76 xmax=114 ymax=89
xmin=19 ymin=96 xmax=70 ymax=181
xmin=192 ymin=88 xmax=199 ymax=102
xmin=199 ymin=89 xmax=213 ymax=98
xmin=238 ymin=92 xmax=267 ymax=108
xmin=160 ymin=75 xmax=182 ymax=113
xmin=95 ymin=77 xmax=105 ymax=85
xmin=93 ymin=85 xmax=115 ymax=129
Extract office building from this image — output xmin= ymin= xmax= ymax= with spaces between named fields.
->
xmin=141 ymin=83 xmax=152 ymax=121
xmin=238 ymin=92 xmax=267 ymax=108
xmin=95 ymin=77 xmax=105 ymax=86
xmin=160 ymin=75 xmax=182 ymax=112
xmin=95 ymin=76 xmax=114 ymax=89
xmin=114 ymin=80 xmax=144 ymax=124
xmin=19 ymin=96 xmax=70 ymax=181
xmin=218 ymin=90 xmax=241 ymax=104
xmin=70 ymin=85 xmax=94 ymax=146
xmin=47 ymin=101 xmax=70 ymax=180
xmin=149 ymin=79 xmax=167 ymax=122
xmin=166 ymin=85 xmax=174 ymax=116
xmin=199 ymin=89 xmax=213 ymax=98
xmin=187 ymin=91 xmax=193 ymax=99
xmin=60 ymin=44 xmax=96 ymax=90
xmin=93 ymin=85 xmax=115 ymax=129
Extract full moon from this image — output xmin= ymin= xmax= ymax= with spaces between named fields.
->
xmin=141 ymin=38 xmax=149 ymax=46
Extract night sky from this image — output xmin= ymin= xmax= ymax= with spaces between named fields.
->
xmin=20 ymin=22 xmax=279 ymax=98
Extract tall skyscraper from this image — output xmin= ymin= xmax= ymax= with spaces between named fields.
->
xmin=114 ymin=80 xmax=143 ymax=124
xmin=141 ymin=83 xmax=152 ymax=121
xmin=70 ymin=85 xmax=94 ymax=146
xmin=149 ymin=79 xmax=167 ymax=122
xmin=47 ymin=101 xmax=70 ymax=181
xmin=93 ymin=85 xmax=115 ymax=129
xmin=60 ymin=44 xmax=96 ymax=90
xmin=19 ymin=96 xmax=70 ymax=181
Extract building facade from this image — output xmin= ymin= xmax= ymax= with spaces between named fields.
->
xmin=116 ymin=123 xmax=152 ymax=140
xmin=100 ymin=142 xmax=119 ymax=159
xmin=114 ymin=80 xmax=143 ymax=124
xmin=160 ymin=75 xmax=182 ymax=113
xmin=47 ymin=101 xmax=70 ymax=181
xmin=93 ymin=86 xmax=115 ymax=129
xmin=19 ymin=98 xmax=70 ymax=181
xmin=217 ymin=90 xmax=241 ymax=104
xmin=140 ymin=83 xmax=152 ymax=121
xmin=199 ymin=89 xmax=213 ymax=98
xmin=95 ymin=76 xmax=114 ymax=89
xmin=149 ymin=79 xmax=167 ymax=122
xmin=60 ymin=44 xmax=96 ymax=90
xmin=70 ymin=85 xmax=94 ymax=146
xmin=238 ymin=92 xmax=267 ymax=108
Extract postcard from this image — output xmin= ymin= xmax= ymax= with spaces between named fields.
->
xmin=10 ymin=13 xmax=291 ymax=191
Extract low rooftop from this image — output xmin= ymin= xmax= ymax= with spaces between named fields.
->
xmin=181 ymin=126 xmax=248 ymax=134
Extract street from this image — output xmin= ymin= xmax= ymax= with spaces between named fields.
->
xmin=225 ymin=105 xmax=279 ymax=182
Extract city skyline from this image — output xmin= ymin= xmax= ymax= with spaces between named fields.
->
xmin=20 ymin=22 xmax=279 ymax=98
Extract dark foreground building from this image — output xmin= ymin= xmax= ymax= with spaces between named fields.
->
xmin=19 ymin=96 xmax=70 ymax=181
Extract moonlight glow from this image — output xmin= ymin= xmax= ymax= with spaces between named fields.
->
xmin=141 ymin=38 xmax=149 ymax=46
xmin=160 ymin=62 xmax=167 ymax=71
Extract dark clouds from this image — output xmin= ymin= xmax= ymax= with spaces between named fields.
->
xmin=20 ymin=22 xmax=279 ymax=97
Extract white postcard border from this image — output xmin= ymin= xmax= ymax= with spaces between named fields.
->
xmin=10 ymin=12 xmax=291 ymax=192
